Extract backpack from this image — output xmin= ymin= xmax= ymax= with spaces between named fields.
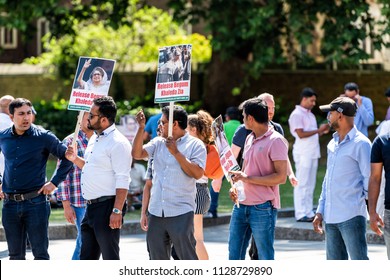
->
xmin=204 ymin=144 xmax=224 ymax=180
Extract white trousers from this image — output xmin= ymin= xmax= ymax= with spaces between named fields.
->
xmin=293 ymin=153 xmax=318 ymax=220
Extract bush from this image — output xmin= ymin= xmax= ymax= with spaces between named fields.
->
xmin=33 ymin=98 xmax=204 ymax=141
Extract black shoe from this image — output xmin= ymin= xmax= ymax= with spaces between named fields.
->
xmin=297 ymin=216 xmax=314 ymax=222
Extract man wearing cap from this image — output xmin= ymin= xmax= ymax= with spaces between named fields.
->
xmin=288 ymin=88 xmax=329 ymax=222
xmin=343 ymin=82 xmax=374 ymax=137
xmin=313 ymin=96 xmax=371 ymax=260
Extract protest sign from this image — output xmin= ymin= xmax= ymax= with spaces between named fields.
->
xmin=154 ymin=44 xmax=192 ymax=136
xmin=212 ymin=115 xmax=246 ymax=204
xmin=68 ymin=56 xmax=116 ymax=146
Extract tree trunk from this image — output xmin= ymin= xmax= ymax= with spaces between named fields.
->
xmin=203 ymin=53 xmax=248 ymax=117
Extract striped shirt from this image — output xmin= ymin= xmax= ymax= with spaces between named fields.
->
xmin=56 ymin=131 xmax=89 ymax=208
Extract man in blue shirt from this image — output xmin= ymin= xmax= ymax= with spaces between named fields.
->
xmin=132 ymin=105 xmax=206 ymax=260
xmin=343 ymin=82 xmax=374 ymax=137
xmin=0 ymin=98 xmax=72 ymax=260
xmin=314 ymin=96 xmax=371 ymax=260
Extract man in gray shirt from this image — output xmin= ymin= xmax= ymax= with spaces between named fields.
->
xmin=132 ymin=105 xmax=206 ymax=260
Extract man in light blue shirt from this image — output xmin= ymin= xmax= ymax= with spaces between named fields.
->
xmin=313 ymin=96 xmax=371 ymax=260
xmin=132 ymin=105 xmax=206 ymax=260
xmin=343 ymin=82 xmax=374 ymax=137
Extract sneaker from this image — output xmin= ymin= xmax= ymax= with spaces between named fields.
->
xmin=204 ymin=211 xmax=218 ymax=219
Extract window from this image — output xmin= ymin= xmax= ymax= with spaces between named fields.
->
xmin=0 ymin=27 xmax=17 ymax=49
xmin=36 ymin=18 xmax=50 ymax=55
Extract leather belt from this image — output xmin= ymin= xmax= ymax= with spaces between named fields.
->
xmin=5 ymin=191 xmax=41 ymax=202
xmin=87 ymin=195 xmax=115 ymax=204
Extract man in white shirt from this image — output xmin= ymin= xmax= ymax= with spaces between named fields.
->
xmin=66 ymin=96 xmax=132 ymax=260
xmin=288 ymin=88 xmax=329 ymax=222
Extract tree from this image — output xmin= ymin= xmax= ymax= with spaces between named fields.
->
xmin=168 ymin=0 xmax=390 ymax=115
xmin=26 ymin=5 xmax=211 ymax=80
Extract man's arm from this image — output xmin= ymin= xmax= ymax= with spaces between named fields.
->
xmin=132 ymin=110 xmax=149 ymax=159
xmin=166 ymin=136 xmax=204 ymax=179
xmin=359 ymin=97 xmax=375 ymax=127
xmin=140 ymin=180 xmax=152 ymax=231
xmin=294 ymin=123 xmax=329 ymax=138
xmin=230 ymin=160 xmax=287 ymax=186
xmin=109 ymin=188 xmax=128 ymax=229
xmin=368 ymin=162 xmax=384 ymax=236
xmin=231 ymin=143 xmax=241 ymax=160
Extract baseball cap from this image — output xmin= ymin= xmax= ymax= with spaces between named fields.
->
xmin=319 ymin=96 xmax=357 ymax=117
xmin=344 ymin=82 xmax=359 ymax=91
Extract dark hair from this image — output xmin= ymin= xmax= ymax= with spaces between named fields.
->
xmin=93 ymin=96 xmax=117 ymax=124
xmin=385 ymin=87 xmax=390 ymax=97
xmin=225 ymin=106 xmax=241 ymax=121
xmin=300 ymin=87 xmax=317 ymax=99
xmin=242 ymin=97 xmax=268 ymax=124
xmin=9 ymin=98 xmax=33 ymax=115
xmin=344 ymin=82 xmax=359 ymax=91
xmin=162 ymin=105 xmax=188 ymax=130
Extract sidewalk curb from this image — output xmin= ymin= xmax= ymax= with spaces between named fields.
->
xmin=0 ymin=209 xmax=384 ymax=245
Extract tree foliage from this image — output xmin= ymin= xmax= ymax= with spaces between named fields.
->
xmin=167 ymin=0 xmax=390 ymax=114
xmin=169 ymin=0 xmax=390 ymax=74
xmin=20 ymin=1 xmax=211 ymax=80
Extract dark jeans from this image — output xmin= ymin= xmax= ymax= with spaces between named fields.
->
xmin=209 ymin=183 xmax=219 ymax=214
xmin=80 ymin=197 xmax=125 ymax=260
xmin=2 ymin=194 xmax=50 ymax=260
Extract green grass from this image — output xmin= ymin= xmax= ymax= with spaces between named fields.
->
xmin=45 ymin=159 xmax=327 ymax=223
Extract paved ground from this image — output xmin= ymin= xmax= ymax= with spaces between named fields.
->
xmin=0 ymin=222 xmax=387 ymax=261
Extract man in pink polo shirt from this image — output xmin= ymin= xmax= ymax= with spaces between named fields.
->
xmin=228 ymin=97 xmax=288 ymax=260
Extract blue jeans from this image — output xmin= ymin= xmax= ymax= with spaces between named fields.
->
xmin=325 ymin=215 xmax=368 ymax=260
xmin=228 ymin=201 xmax=277 ymax=260
xmin=2 ymin=194 xmax=51 ymax=260
xmin=209 ymin=183 xmax=219 ymax=214
xmin=71 ymin=205 xmax=86 ymax=260
xmin=383 ymin=209 xmax=390 ymax=260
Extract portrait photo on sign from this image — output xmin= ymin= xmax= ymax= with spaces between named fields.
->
xmin=73 ymin=57 xmax=115 ymax=94
xmin=156 ymin=44 xmax=192 ymax=83
xmin=117 ymin=114 xmax=139 ymax=144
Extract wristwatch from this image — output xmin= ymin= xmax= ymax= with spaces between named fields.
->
xmin=112 ymin=208 xmax=122 ymax=214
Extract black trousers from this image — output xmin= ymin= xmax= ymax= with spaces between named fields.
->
xmin=80 ymin=198 xmax=125 ymax=260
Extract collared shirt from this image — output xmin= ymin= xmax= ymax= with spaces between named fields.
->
xmin=144 ymin=133 xmax=207 ymax=217
xmin=288 ymin=105 xmax=320 ymax=158
xmin=56 ymin=130 xmax=89 ymax=208
xmin=241 ymin=127 xmax=288 ymax=208
xmin=0 ymin=124 xmax=73 ymax=193
xmin=232 ymin=122 xmax=283 ymax=168
xmin=354 ymin=96 xmax=374 ymax=137
xmin=317 ymin=126 xmax=371 ymax=223
xmin=81 ymin=124 xmax=132 ymax=200
xmin=371 ymin=133 xmax=390 ymax=210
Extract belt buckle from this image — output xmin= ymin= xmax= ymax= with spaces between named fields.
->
xmin=14 ymin=194 xmax=24 ymax=202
